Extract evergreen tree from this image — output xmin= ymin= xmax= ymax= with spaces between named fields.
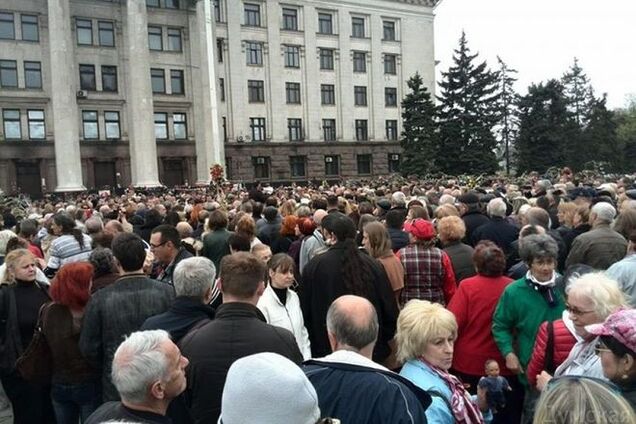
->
xmin=616 ymin=96 xmax=636 ymax=172
xmin=561 ymin=58 xmax=594 ymax=126
xmin=437 ymin=32 xmax=500 ymax=175
xmin=399 ymin=73 xmax=438 ymax=176
xmin=515 ymin=80 xmax=578 ymax=173
xmin=581 ymin=95 xmax=620 ymax=169
xmin=495 ymin=56 xmax=519 ymax=175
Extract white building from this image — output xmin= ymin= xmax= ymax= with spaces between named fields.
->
xmin=0 ymin=0 xmax=439 ymax=196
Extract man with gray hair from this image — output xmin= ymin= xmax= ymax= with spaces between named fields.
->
xmin=566 ymin=201 xmax=628 ymax=269
xmin=299 ymin=209 xmax=328 ymax=272
xmin=142 ymin=257 xmax=216 ymax=342
xmin=302 ymin=295 xmax=430 ymax=423
xmin=86 ymin=330 xmax=189 ymax=424
xmin=471 ymin=198 xmax=519 ymax=266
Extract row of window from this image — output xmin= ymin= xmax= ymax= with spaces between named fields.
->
xmin=79 ymin=64 xmax=118 ymax=92
xmin=76 ymin=19 xmax=115 ymax=47
xmin=248 ymin=153 xmax=401 ymax=180
xmin=146 ymin=0 xmax=180 ymax=9
xmin=245 ymin=117 xmax=399 ymax=142
xmin=150 ymin=69 xmax=184 ymax=95
xmin=0 ymin=12 xmax=38 ymax=41
xmin=0 ymin=60 xmax=41 ymax=89
xmin=2 ymin=109 xmax=46 ymax=140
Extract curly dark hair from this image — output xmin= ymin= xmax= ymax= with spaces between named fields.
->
xmin=473 ymin=241 xmax=506 ymax=277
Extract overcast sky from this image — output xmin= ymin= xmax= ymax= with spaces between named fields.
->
xmin=433 ymin=0 xmax=636 ymax=109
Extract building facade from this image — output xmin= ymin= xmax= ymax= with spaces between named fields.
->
xmin=0 ymin=0 xmax=438 ymax=196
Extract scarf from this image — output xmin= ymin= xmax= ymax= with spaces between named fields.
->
xmin=419 ymin=358 xmax=484 ymax=424
xmin=525 ymin=270 xmax=560 ymax=307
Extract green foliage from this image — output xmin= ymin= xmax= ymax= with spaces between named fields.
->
xmin=437 ymin=32 xmax=500 ymax=175
xmin=616 ymin=97 xmax=636 ymax=171
xmin=495 ymin=56 xmax=520 ymax=175
xmin=399 ymin=73 xmax=438 ymax=176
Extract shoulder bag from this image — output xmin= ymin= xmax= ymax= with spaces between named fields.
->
xmin=16 ymin=301 xmax=53 ymax=384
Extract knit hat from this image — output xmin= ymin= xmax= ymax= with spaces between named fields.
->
xmin=219 ymin=353 xmax=321 ymax=424
xmin=403 ymin=218 xmax=435 ymax=240
xmin=586 ymin=309 xmax=636 ymax=354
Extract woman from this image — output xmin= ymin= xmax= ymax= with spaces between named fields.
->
xmin=534 ymin=272 xmax=628 ymax=390
xmin=562 ymin=205 xmax=591 ymax=252
xmin=235 ymin=214 xmax=262 ymax=248
xmin=398 ymin=218 xmax=456 ymax=306
xmin=0 ymin=249 xmax=54 ymax=423
xmin=397 ymin=300 xmax=490 ymax=423
xmin=362 ymin=221 xmax=404 ymax=303
xmin=43 ymin=262 xmax=100 ymax=423
xmin=271 ymin=215 xmax=298 ymax=255
xmin=88 ymin=247 xmax=119 ymax=293
xmin=288 ymin=217 xmax=315 ymax=269
xmin=448 ymin=242 xmax=513 ymax=391
xmin=44 ymin=212 xmax=92 ymax=278
xmin=438 ymin=216 xmax=476 ymax=284
xmin=555 ymin=201 xmax=577 ymax=239
xmin=407 ymin=205 xmax=430 ymax=221
xmin=355 ymin=213 xmax=377 ymax=247
xmin=257 ymin=254 xmax=311 ymax=360
xmin=586 ymin=308 xmax=636 ymax=408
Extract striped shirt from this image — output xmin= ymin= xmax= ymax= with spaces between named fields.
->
xmin=47 ymin=233 xmax=93 ymax=269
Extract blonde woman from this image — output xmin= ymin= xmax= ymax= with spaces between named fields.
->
xmin=362 ymin=221 xmax=404 ymax=303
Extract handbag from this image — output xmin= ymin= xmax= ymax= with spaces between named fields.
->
xmin=15 ymin=301 xmax=53 ymax=384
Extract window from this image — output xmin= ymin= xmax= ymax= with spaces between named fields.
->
xmin=170 ymin=70 xmax=184 ymax=95
xmin=245 ymin=42 xmax=263 ymax=65
xmin=148 ymin=26 xmax=162 ymax=50
xmin=323 ymin=119 xmax=336 ymax=141
xmin=248 ymin=80 xmax=265 ymax=103
xmin=319 ymin=48 xmax=334 ymax=70
xmin=0 ymin=60 xmax=17 ymax=88
xmin=250 ymin=117 xmax=266 ymax=141
xmin=217 ymin=38 xmax=224 ymax=62
xmin=154 ymin=112 xmax=168 ymax=139
xmin=165 ymin=0 xmax=179 ymax=9
xmin=351 ymin=17 xmax=365 ymax=38
xmin=388 ymin=153 xmax=400 ymax=172
xmin=386 ymin=120 xmax=398 ymax=140
xmin=353 ymin=51 xmax=366 ymax=73
xmin=284 ymin=45 xmax=300 ymax=68
xmin=384 ymin=54 xmax=397 ymax=75
xmin=286 ymin=82 xmax=301 ymax=104
xmin=173 ymin=113 xmax=187 ymax=139
xmin=0 ymin=12 xmax=14 ymax=40
xmin=98 ymin=21 xmax=114 ymax=46
xmin=2 ymin=109 xmax=21 ymax=140
xmin=76 ymin=19 xmax=92 ymax=45
xmin=244 ymin=3 xmax=261 ymax=27
xmin=385 ymin=87 xmax=397 ymax=107
xmin=355 ymin=119 xmax=368 ymax=141
xmin=288 ymin=118 xmax=302 ymax=141
xmin=150 ymin=68 xmax=165 ymax=93
xmin=318 ymin=13 xmax=333 ymax=35
xmin=79 ymin=64 xmax=96 ymax=91
xmin=21 ymin=15 xmax=38 ymax=42
xmin=105 ymin=111 xmax=120 ymax=139
xmin=27 ymin=110 xmax=45 ymax=140
xmin=101 ymin=66 xmax=118 ymax=92
xmin=253 ymin=156 xmax=270 ymax=179
xmin=24 ymin=61 xmax=41 ymax=89
xmin=146 ymin=0 xmax=160 ymax=6
xmin=167 ymin=28 xmax=181 ymax=51
xmin=354 ymin=86 xmax=367 ymax=106
xmin=282 ymin=8 xmax=298 ymax=31
xmin=383 ymin=20 xmax=396 ymax=41
xmin=82 ymin=111 xmax=99 ymax=140
xmin=214 ymin=0 xmax=222 ymax=22
xmin=219 ymin=78 xmax=225 ymax=101
xmin=324 ymin=155 xmax=339 ymax=176
xmin=357 ymin=154 xmax=372 ymax=175
xmin=321 ymin=84 xmax=335 ymax=105
xmin=290 ymin=156 xmax=306 ymax=178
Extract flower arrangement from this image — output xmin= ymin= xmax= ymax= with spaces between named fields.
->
xmin=209 ymin=164 xmax=224 ymax=184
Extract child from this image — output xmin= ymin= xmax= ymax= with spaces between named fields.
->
xmin=478 ymin=359 xmax=512 ymax=413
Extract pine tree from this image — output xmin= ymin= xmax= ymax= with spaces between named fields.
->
xmin=561 ymin=58 xmax=594 ymax=127
xmin=399 ymin=73 xmax=438 ymax=176
xmin=581 ymin=94 xmax=620 ymax=169
xmin=495 ymin=56 xmax=519 ymax=175
xmin=437 ymin=32 xmax=500 ymax=175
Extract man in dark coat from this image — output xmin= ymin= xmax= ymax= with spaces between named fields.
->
xmin=150 ymin=224 xmax=193 ymax=285
xmin=200 ymin=209 xmax=232 ymax=274
xmin=457 ymin=192 xmax=490 ymax=246
xmin=472 ymin=198 xmax=519 ymax=267
xmin=385 ymin=209 xmax=409 ymax=252
xmin=179 ymin=252 xmax=302 ymax=424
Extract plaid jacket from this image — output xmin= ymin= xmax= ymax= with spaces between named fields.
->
xmin=399 ymin=245 xmax=455 ymax=306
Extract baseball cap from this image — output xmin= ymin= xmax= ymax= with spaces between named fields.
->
xmin=403 ymin=218 xmax=435 ymax=240
xmin=586 ymin=309 xmax=636 ymax=354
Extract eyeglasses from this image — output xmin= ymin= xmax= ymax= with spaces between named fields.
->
xmin=594 ymin=342 xmax=612 ymax=355
xmin=149 ymin=241 xmax=167 ymax=249
xmin=565 ymin=304 xmax=596 ymax=316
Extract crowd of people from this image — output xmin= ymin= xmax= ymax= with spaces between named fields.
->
xmin=0 ymin=170 xmax=636 ymax=423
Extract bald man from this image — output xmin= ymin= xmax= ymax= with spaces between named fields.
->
xmin=302 ymin=296 xmax=431 ymax=423
xmin=298 ymin=209 xmax=328 ymax=272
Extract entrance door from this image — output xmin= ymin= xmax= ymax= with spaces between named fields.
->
xmin=15 ymin=161 xmax=41 ymax=198
xmin=162 ymin=159 xmax=184 ymax=187
xmin=94 ymin=161 xmax=116 ymax=188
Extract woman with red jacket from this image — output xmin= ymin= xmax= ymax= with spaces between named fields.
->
xmin=526 ymin=312 xmax=578 ymax=388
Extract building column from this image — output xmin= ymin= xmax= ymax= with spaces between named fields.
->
xmin=191 ymin=0 xmax=223 ymax=184
xmin=47 ymin=0 xmax=85 ymax=192
xmin=123 ymin=0 xmax=160 ymax=187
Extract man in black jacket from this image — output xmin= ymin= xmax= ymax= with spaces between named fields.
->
xmin=471 ymin=198 xmax=519 ymax=267
xmin=457 ymin=192 xmax=490 ymax=245
xmin=179 ymin=252 xmax=302 ymax=424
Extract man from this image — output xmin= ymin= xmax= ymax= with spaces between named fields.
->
xmin=86 ymin=330 xmax=188 ymax=424
xmin=251 ymin=243 xmax=272 ymax=263
xmin=303 ymin=295 xmax=430 ymax=423
xmin=80 ymin=233 xmax=175 ymax=401
xmin=200 ymin=209 xmax=231 ymax=273
xmin=17 ymin=218 xmax=44 ymax=259
xmin=298 ymin=209 xmax=328 ymax=272
xmin=142 ymin=257 xmax=216 ymax=342
xmin=565 ymin=202 xmax=628 ymax=270
xmin=456 ymin=191 xmax=489 ymax=245
xmin=385 ymin=209 xmax=409 ymax=252
xmin=180 ymin=252 xmax=302 ymax=423
xmin=257 ymin=206 xmax=281 ymax=246
xmin=605 ymin=231 xmax=636 ymax=306
xmin=471 ymin=198 xmax=519 ymax=266
xmin=150 ymin=224 xmax=193 ymax=285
